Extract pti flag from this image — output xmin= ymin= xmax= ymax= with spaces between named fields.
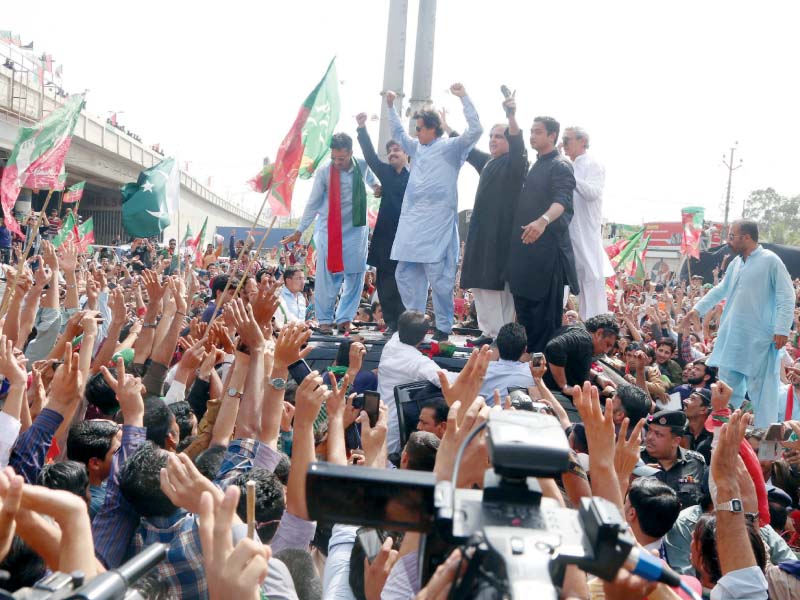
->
xmin=0 ymin=94 xmax=85 ymax=237
xmin=52 ymin=211 xmax=93 ymax=250
xmin=121 ymin=157 xmax=180 ymax=238
xmin=681 ymin=206 xmax=704 ymax=259
xmin=264 ymin=58 xmax=340 ymax=216
xmin=63 ymin=181 xmax=85 ymax=204
xmin=247 ymin=163 xmax=274 ymax=194
xmin=187 ymin=217 xmax=208 ymax=267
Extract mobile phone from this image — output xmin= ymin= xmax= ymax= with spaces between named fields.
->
xmin=363 ymin=390 xmax=380 ymax=427
xmin=288 ymin=359 xmax=312 ymax=384
xmin=356 ymin=527 xmax=385 ymax=564
xmin=531 ymin=352 xmax=544 ymax=367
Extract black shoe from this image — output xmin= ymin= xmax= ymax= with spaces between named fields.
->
xmin=468 ymin=335 xmax=494 ymax=347
xmin=432 ymin=329 xmax=451 ymax=342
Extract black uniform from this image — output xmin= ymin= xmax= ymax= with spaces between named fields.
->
xmin=356 ymin=127 xmax=409 ymax=330
xmin=543 ymin=325 xmax=594 ymax=391
xmin=459 ymin=130 xmax=527 ymax=291
xmin=506 ymin=149 xmax=579 ymax=352
xmin=640 ymin=446 xmax=707 ymax=509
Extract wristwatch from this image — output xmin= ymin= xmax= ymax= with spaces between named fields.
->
xmin=227 ymin=387 xmax=243 ymax=400
xmin=269 ymin=377 xmax=287 ymax=390
xmin=715 ymin=498 xmax=743 ymax=513
xmin=540 ymin=214 xmax=551 ymax=225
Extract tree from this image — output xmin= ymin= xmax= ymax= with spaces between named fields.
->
xmin=742 ymin=188 xmax=800 ymax=245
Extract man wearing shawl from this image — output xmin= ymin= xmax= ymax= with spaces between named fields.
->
xmin=283 ymin=133 xmax=376 ymax=334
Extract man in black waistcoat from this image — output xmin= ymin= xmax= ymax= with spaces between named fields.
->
xmin=458 ymin=96 xmax=528 ymax=346
xmin=507 ymin=116 xmax=579 ymax=352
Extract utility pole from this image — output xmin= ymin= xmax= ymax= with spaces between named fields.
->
xmin=722 ymin=142 xmax=743 ymax=238
xmin=407 ymin=0 xmax=437 ymax=136
xmin=377 ymin=0 xmax=409 ymax=157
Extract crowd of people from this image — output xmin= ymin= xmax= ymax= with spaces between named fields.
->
xmin=0 ymin=82 xmax=799 ymax=600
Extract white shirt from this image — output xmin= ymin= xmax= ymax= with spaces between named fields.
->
xmin=478 ymin=359 xmax=534 ymax=402
xmin=711 ymin=566 xmax=768 ymax=600
xmin=322 ymin=525 xmax=358 ymax=600
xmin=569 ymin=152 xmax=613 ymax=281
xmin=0 ymin=412 xmax=21 ymax=468
xmin=278 ymin=286 xmax=307 ymax=325
xmin=378 ymin=333 xmax=457 ymax=454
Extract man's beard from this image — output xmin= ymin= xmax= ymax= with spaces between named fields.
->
xmin=687 ymin=375 xmax=705 ymax=385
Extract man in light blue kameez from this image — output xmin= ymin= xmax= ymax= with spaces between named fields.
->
xmin=281 ymin=133 xmax=376 ymax=334
xmin=385 ymin=83 xmax=483 ymax=341
xmin=689 ymin=220 xmax=794 ymax=426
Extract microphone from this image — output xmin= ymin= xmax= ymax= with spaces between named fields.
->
xmin=624 ymin=546 xmax=701 ymax=600
xmin=500 ymin=85 xmax=514 ymax=117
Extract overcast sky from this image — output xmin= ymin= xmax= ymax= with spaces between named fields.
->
xmin=5 ymin=0 xmax=800 ymax=224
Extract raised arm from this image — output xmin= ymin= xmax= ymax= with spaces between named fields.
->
xmin=355 ymin=113 xmax=389 ymax=178
xmin=385 ymin=90 xmax=417 ymax=157
xmin=287 ymin=372 xmax=331 ymax=519
xmin=447 ymin=84 xmax=483 ymax=156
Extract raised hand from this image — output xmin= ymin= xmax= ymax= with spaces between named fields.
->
xmin=160 ymin=452 xmax=223 ymax=514
xmin=363 ymin=536 xmax=399 ymax=600
xmin=434 ymin=398 xmax=489 ymax=483
xmin=572 ymin=381 xmax=616 ymax=468
xmin=273 ymin=322 xmax=312 ymax=369
xmin=100 ymin=356 xmax=145 ymax=424
xmin=0 ymin=335 xmax=27 ymax=386
xmin=614 ymin=417 xmax=646 ymax=489
xmin=293 ymin=371 xmax=330 ymax=428
xmin=437 ymin=345 xmax=491 ymax=422
xmin=711 ymin=380 xmax=733 ymax=413
xmin=198 ymin=486 xmax=270 ymax=600
xmin=58 ymin=239 xmax=78 ymax=271
xmin=356 ymin=112 xmax=368 ymax=128
xmin=449 ymin=83 xmax=467 ymax=98
xmin=250 ymin=281 xmax=281 ymax=326
xmin=385 ymin=90 xmax=397 ymax=107
xmin=48 ymin=343 xmax=83 ymax=417
xmin=142 ymin=269 xmax=168 ymax=306
xmin=357 ymin=401 xmax=388 ymax=468
xmin=225 ymin=298 xmax=265 ymax=351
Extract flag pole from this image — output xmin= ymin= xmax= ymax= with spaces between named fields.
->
xmin=0 ymin=189 xmax=56 ymax=318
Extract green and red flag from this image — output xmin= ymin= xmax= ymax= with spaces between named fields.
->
xmin=188 ymin=217 xmax=208 ymax=267
xmin=681 ymin=206 xmax=705 ymax=259
xmin=263 ymin=58 xmax=340 ymax=216
xmin=247 ymin=163 xmax=274 ymax=193
xmin=181 ymin=222 xmax=193 ymax=247
xmin=63 ymin=180 xmax=85 ymax=204
xmin=75 ymin=217 xmax=94 ymax=253
xmin=1 ymin=93 xmax=85 ymax=237
xmin=52 ymin=211 xmax=76 ymax=248
xmin=630 ymin=250 xmax=647 ymax=284
xmin=610 ymin=228 xmax=644 ymax=270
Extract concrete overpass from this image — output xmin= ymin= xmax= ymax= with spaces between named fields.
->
xmin=0 ymin=44 xmax=267 ymax=245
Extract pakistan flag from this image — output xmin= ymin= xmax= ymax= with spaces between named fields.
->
xmin=121 ymin=157 xmax=180 ymax=238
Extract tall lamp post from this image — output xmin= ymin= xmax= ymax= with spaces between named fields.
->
xmin=722 ymin=142 xmax=743 ymax=238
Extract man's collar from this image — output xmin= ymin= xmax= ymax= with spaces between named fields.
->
xmin=537 ymin=149 xmax=559 ymax=160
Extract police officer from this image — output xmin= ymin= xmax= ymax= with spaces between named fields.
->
xmin=640 ymin=409 xmax=706 ymax=509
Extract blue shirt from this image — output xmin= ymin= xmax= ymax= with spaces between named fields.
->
xmin=389 ymin=96 xmax=483 ymax=263
xmin=479 ymin=359 xmax=535 ymax=402
xmin=695 ymin=245 xmax=794 ymax=375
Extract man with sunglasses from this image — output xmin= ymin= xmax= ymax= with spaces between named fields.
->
xmin=384 ymin=83 xmax=483 ymax=342
xmin=687 ymin=220 xmax=794 ymax=427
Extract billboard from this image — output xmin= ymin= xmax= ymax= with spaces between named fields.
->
xmin=642 ymin=221 xmax=723 ymax=249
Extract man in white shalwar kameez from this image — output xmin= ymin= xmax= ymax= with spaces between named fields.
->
xmin=562 ymin=127 xmax=613 ymax=319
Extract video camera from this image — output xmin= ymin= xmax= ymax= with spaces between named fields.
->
xmin=307 ymin=410 xmax=685 ymax=599
xmin=0 ymin=543 xmax=166 ymax=600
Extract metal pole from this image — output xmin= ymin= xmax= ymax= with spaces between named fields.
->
xmin=377 ymin=0 xmax=409 ymax=158
xmin=722 ymin=144 xmax=742 ymax=238
xmin=407 ymin=0 xmax=437 ymax=137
